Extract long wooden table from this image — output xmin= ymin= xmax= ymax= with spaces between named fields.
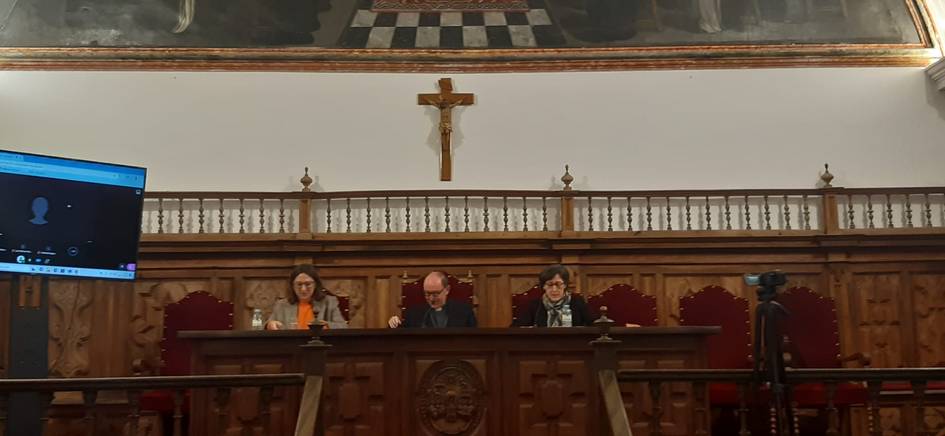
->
xmin=181 ymin=327 xmax=718 ymax=436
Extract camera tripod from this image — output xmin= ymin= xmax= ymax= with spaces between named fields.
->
xmin=752 ymin=284 xmax=796 ymax=436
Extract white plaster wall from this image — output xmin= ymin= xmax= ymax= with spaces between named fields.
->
xmin=1 ymin=67 xmax=943 ymax=192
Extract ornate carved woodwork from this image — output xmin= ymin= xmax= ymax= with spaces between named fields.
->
xmin=1 ymin=230 xmax=944 ymax=436
xmin=183 ymin=327 xmax=713 ymax=436
xmin=48 ymin=281 xmax=93 ymax=378
xmin=416 ymin=359 xmax=486 ymax=435
xmin=913 ymin=274 xmax=945 ymax=366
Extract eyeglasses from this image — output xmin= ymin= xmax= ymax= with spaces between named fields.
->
xmin=294 ymin=281 xmax=316 ymax=289
xmin=424 ymin=288 xmax=447 ymax=298
xmin=543 ymin=281 xmax=566 ymax=289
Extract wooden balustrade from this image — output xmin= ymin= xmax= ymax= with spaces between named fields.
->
xmin=140 ymin=169 xmax=945 ymax=237
xmin=0 ymin=374 xmax=302 ymax=436
xmin=590 ymin=316 xmax=945 ymax=436
xmin=0 ymin=327 xmax=331 ymax=436
xmin=605 ymin=368 xmax=945 ymax=436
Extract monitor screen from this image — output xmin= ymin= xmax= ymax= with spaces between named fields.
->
xmin=0 ymin=150 xmax=147 ymax=280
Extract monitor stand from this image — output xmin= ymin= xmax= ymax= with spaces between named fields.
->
xmin=5 ymin=275 xmax=49 ymax=436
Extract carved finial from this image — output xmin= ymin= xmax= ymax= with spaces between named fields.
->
xmin=300 ymin=167 xmax=313 ymax=192
xmin=599 ymin=306 xmax=610 ymax=321
xmin=306 ymin=321 xmax=325 ymax=345
xmin=593 ymin=306 xmax=616 ymax=340
xmin=820 ymin=163 xmax=834 ymax=188
xmin=561 ymin=165 xmax=574 ymax=191
xmin=458 ymin=269 xmax=475 ymax=284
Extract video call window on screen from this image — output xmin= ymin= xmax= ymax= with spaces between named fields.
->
xmin=0 ymin=150 xmax=147 ymax=281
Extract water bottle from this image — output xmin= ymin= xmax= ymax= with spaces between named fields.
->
xmin=251 ymin=308 xmax=264 ymax=330
xmin=561 ymin=305 xmax=573 ymax=327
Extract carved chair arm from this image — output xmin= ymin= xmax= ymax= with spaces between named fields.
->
xmin=839 ymin=352 xmax=871 ymax=368
xmin=131 ymin=358 xmax=158 ymax=376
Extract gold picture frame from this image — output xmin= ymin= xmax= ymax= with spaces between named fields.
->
xmin=0 ymin=0 xmax=940 ymax=71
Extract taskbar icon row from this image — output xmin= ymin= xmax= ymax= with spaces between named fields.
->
xmin=0 ymin=262 xmax=135 ymax=279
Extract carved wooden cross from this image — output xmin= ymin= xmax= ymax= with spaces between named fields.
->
xmin=418 ymin=78 xmax=475 ymax=181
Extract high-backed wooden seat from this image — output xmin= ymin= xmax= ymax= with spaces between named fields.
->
xmin=587 ymin=284 xmax=658 ymax=326
xmin=324 ymin=288 xmax=351 ymax=321
xmin=777 ymin=286 xmax=869 ymax=406
xmin=511 ymin=285 xmax=543 ymax=326
xmin=140 ymin=291 xmax=234 ymax=414
xmin=400 ymin=273 xmax=475 ymax=314
xmin=679 ymin=285 xmax=751 ymax=405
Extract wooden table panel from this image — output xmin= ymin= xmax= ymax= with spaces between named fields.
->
xmin=183 ymin=327 xmax=718 ymax=436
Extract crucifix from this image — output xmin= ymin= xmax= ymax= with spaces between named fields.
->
xmin=418 ymin=78 xmax=475 ymax=181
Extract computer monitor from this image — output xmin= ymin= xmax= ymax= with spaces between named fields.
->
xmin=0 ymin=150 xmax=147 ymax=280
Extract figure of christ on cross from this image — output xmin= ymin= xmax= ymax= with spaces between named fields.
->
xmin=418 ymin=78 xmax=475 ymax=181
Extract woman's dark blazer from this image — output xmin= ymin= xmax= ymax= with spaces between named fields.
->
xmin=512 ymin=294 xmax=594 ymax=327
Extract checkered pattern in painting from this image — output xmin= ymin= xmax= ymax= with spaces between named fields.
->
xmin=339 ymin=0 xmax=565 ymax=48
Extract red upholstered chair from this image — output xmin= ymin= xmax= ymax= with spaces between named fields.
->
xmin=511 ymin=285 xmax=543 ymax=325
xmin=140 ymin=291 xmax=234 ymax=413
xmin=679 ymin=285 xmax=752 ymax=405
xmin=400 ymin=272 xmax=475 ymax=314
xmin=587 ymin=284 xmax=658 ymax=326
xmin=776 ymin=287 xmax=869 ymax=406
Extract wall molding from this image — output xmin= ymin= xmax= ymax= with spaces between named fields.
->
xmin=929 ymin=58 xmax=945 ymax=91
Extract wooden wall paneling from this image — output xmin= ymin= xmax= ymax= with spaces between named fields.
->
xmin=357 ymin=274 xmax=374 ymax=328
xmin=617 ymin=358 xmax=649 ymax=435
xmin=88 ymin=280 xmax=134 ymax=378
xmin=45 ymin=393 xmax=162 ymax=436
xmin=412 ymin=358 xmax=489 ymax=436
xmin=370 ymin=275 xmax=389 ymax=329
xmin=880 ymin=407 xmax=903 ymax=435
xmin=514 ymin=357 xmax=589 ymax=436
xmin=898 ymin=270 xmax=919 ymax=367
xmin=912 ymin=272 xmax=945 ymax=366
xmin=655 ymin=272 xmax=667 ymax=326
xmin=661 ymin=274 xmax=746 ymax=329
xmin=472 ymin=272 xmax=485 ymax=326
xmin=829 ymin=265 xmax=858 ymax=368
xmin=508 ymin=274 xmax=535 ymax=327
xmin=232 ymin=275 xmax=248 ymax=330
xmin=108 ymin=280 xmax=136 ymax=377
xmin=584 ymin=274 xmax=635 ymax=297
xmin=570 ymin=263 xmax=584 ymax=296
xmin=321 ymin=278 xmax=367 ymax=328
xmin=388 ymin=275 xmax=402 ymax=327
xmin=127 ymin=279 xmax=206 ymax=375
xmin=48 ymin=279 xmax=93 ymax=378
xmin=488 ymin=271 xmax=503 ymax=327
xmin=509 ymin=274 xmax=534 ymax=295
xmin=850 ymin=272 xmax=905 ymax=368
xmin=925 ymin=406 xmax=945 ymax=435
xmin=243 ymin=277 xmax=283 ymax=330
xmin=324 ymin=359 xmax=388 ymax=435
xmin=654 ymin=358 xmax=691 ymax=436
xmin=21 ymin=234 xmax=944 ymax=387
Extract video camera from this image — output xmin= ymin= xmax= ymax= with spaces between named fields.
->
xmin=743 ymin=270 xmax=787 ymax=288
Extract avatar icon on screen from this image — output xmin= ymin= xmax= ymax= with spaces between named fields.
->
xmin=29 ymin=197 xmax=49 ymax=225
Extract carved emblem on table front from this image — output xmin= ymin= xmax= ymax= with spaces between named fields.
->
xmin=416 ymin=360 xmax=485 ymax=435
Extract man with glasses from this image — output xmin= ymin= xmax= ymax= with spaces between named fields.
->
xmin=388 ymin=271 xmax=477 ymax=328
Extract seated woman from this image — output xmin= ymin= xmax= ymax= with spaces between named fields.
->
xmin=266 ymin=264 xmax=348 ymax=330
xmin=513 ymin=264 xmax=593 ymax=327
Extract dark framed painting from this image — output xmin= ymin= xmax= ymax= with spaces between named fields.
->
xmin=0 ymin=0 xmax=940 ymax=70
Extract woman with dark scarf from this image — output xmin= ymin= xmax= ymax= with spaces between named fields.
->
xmin=513 ymin=264 xmax=593 ymax=327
